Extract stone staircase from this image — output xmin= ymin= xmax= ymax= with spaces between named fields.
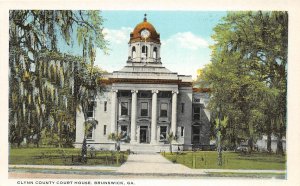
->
xmin=120 ymin=144 xmax=157 ymax=154
xmin=120 ymin=143 xmax=179 ymax=154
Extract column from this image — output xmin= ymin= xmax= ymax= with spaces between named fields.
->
xmin=130 ymin=90 xmax=138 ymax=143
xmin=150 ymin=44 xmax=153 ymax=61
xmin=110 ymin=89 xmax=118 ymax=133
xmin=171 ymin=91 xmax=178 ymax=136
xmin=151 ymin=90 xmax=158 ymax=144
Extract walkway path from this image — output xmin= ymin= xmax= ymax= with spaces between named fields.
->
xmin=116 ymin=154 xmax=205 ymax=175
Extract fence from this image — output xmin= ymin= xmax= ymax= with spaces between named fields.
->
xmin=36 ymin=149 xmax=127 ymax=166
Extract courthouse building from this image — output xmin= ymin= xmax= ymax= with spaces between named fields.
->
xmin=74 ymin=16 xmax=211 ymax=152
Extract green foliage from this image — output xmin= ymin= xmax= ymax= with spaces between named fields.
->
xmin=75 ymin=11 xmax=108 ymax=70
xmin=108 ymin=132 xmax=123 ymax=142
xmin=200 ymin=11 xmax=287 ymax=150
xmin=215 ymin=116 xmax=228 ymax=128
xmin=108 ymin=132 xmax=126 ymax=151
xmin=9 ymin=10 xmax=107 ymax=147
xmin=40 ymin=128 xmax=59 ymax=147
xmin=84 ymin=120 xmax=98 ymax=137
xmin=163 ymin=151 xmax=286 ymax=170
xmin=9 ymin=148 xmax=128 ymax=166
xmin=167 ymin=132 xmax=175 ymax=144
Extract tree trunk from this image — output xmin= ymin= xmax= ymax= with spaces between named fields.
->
xmin=36 ymin=135 xmax=40 ymax=148
xmin=276 ymin=115 xmax=285 ymax=156
xmin=248 ymin=137 xmax=253 ymax=153
xmin=267 ymin=119 xmax=272 ymax=153
xmin=276 ymin=129 xmax=284 ymax=155
xmin=81 ymin=137 xmax=87 ymax=163
xmin=217 ymin=131 xmax=222 ymax=166
xmin=26 ymin=137 xmax=29 ymax=148
xmin=36 ymin=124 xmax=41 ymax=148
xmin=267 ymin=133 xmax=272 ymax=153
xmin=117 ymin=141 xmax=120 ymax=152
xmin=59 ymin=121 xmax=62 ymax=148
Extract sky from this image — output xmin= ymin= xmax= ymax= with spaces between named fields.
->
xmin=95 ymin=11 xmax=226 ymax=79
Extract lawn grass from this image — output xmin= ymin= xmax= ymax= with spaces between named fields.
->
xmin=206 ymin=172 xmax=286 ymax=179
xmin=162 ymin=151 xmax=286 ymax=170
xmin=9 ymin=147 xmax=128 ymax=166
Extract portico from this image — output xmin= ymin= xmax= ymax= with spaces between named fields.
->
xmin=110 ymin=84 xmax=178 ymax=144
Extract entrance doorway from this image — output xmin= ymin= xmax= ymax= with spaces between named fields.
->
xmin=140 ymin=126 xmax=148 ymax=143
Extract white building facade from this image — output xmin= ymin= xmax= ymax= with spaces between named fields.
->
xmin=74 ymin=16 xmax=211 ymax=152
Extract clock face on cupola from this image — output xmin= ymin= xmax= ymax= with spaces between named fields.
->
xmin=141 ymin=29 xmax=150 ymax=39
xmin=128 ymin=14 xmax=161 ymax=63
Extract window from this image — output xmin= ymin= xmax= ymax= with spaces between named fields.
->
xmin=153 ymin=47 xmax=157 ymax=59
xmin=141 ymin=102 xmax=148 ymax=116
xmin=139 ymin=91 xmax=151 ymax=98
xmin=193 ymin=106 xmax=200 ymax=120
xmin=104 ymin=101 xmax=107 ymax=112
xmin=121 ymin=102 xmax=128 ymax=116
xmin=120 ymin=91 xmax=130 ymax=97
xmin=158 ymin=91 xmax=171 ymax=98
xmin=103 ymin=125 xmax=107 ymax=135
xmin=192 ymin=125 xmax=200 ymax=144
xmin=142 ymin=46 xmax=148 ymax=58
xmin=160 ymin=126 xmax=167 ymax=140
xmin=87 ymin=101 xmax=95 ymax=118
xmin=181 ymin=126 xmax=184 ymax=137
xmin=181 ymin=103 xmax=185 ymax=113
xmin=86 ymin=125 xmax=93 ymax=139
xmin=160 ymin=103 xmax=168 ymax=117
xmin=132 ymin=46 xmax=136 ymax=58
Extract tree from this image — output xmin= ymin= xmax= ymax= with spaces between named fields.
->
xmin=200 ymin=11 xmax=287 ymax=154
xmin=108 ymin=133 xmax=123 ymax=152
xmin=167 ymin=132 xmax=176 ymax=154
xmin=215 ymin=107 xmax=229 ymax=165
xmin=9 ymin=10 xmax=107 ymax=147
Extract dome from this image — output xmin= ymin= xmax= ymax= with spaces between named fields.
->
xmin=129 ymin=16 xmax=160 ymax=44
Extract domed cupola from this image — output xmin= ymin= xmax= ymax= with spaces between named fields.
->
xmin=129 ymin=15 xmax=160 ymax=44
xmin=128 ymin=14 xmax=161 ymax=63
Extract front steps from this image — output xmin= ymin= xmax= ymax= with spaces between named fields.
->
xmin=74 ymin=142 xmax=185 ymax=153
xmin=120 ymin=143 xmax=181 ymax=154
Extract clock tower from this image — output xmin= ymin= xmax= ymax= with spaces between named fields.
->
xmin=128 ymin=14 xmax=161 ymax=63
xmin=74 ymin=13 xmax=211 ymax=153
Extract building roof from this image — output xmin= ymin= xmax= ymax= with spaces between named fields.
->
xmin=192 ymin=87 xmax=211 ymax=93
xmin=101 ymin=14 xmax=192 ymax=87
xmin=129 ymin=15 xmax=160 ymax=44
xmin=102 ymin=62 xmax=192 ymax=86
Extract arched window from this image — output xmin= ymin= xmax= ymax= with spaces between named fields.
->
xmin=153 ymin=47 xmax=157 ymax=59
xmin=132 ymin=46 xmax=136 ymax=58
xmin=142 ymin=46 xmax=148 ymax=58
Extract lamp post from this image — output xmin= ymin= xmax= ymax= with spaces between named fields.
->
xmin=216 ymin=106 xmax=222 ymax=166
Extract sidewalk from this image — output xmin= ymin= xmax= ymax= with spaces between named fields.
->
xmin=9 ymin=164 xmax=117 ymax=171
xmin=9 ymin=153 xmax=286 ymax=176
